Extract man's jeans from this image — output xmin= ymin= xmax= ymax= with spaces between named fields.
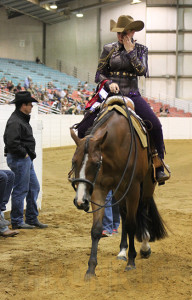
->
xmin=102 ymin=190 xmax=120 ymax=234
xmin=0 ymin=169 xmax=15 ymax=211
xmin=7 ymin=154 xmax=40 ymax=225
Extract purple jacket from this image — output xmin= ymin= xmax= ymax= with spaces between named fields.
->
xmin=95 ymin=41 xmax=149 ymax=96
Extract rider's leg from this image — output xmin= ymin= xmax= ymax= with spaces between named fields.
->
xmin=130 ymin=94 xmax=169 ymax=183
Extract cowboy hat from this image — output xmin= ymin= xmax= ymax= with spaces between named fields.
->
xmin=110 ymin=15 xmax=144 ymax=32
xmin=10 ymin=91 xmax=38 ymax=104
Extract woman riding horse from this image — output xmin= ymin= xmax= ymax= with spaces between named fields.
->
xmin=94 ymin=15 xmax=169 ymax=185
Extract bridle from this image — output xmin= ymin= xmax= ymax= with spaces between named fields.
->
xmin=71 ymin=136 xmax=102 ymax=197
xmin=69 ymin=93 xmax=138 ymax=213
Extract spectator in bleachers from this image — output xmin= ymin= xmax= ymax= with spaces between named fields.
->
xmin=61 ymin=98 xmax=68 ymax=114
xmin=165 ymin=106 xmax=170 ymax=114
xmin=160 ymin=105 xmax=168 ymax=117
xmin=47 ymin=81 xmax=55 ymax=89
xmin=35 ymin=56 xmax=42 ymax=64
xmin=67 ymin=85 xmax=72 ymax=94
xmin=84 ymin=81 xmax=88 ymax=89
xmin=0 ymin=76 xmax=7 ymax=87
xmin=48 ymin=90 xmax=54 ymax=101
xmin=24 ymin=76 xmax=32 ymax=90
xmin=60 ymin=89 xmax=66 ymax=98
xmin=160 ymin=105 xmax=164 ymax=113
xmin=7 ymin=80 xmax=14 ymax=92
xmin=16 ymin=83 xmax=22 ymax=92
xmin=77 ymin=81 xmax=82 ymax=89
xmin=51 ymin=99 xmax=60 ymax=113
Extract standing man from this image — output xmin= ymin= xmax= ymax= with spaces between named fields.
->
xmin=3 ymin=91 xmax=48 ymax=229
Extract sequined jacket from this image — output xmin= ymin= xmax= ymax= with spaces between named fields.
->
xmin=95 ymin=41 xmax=149 ymax=96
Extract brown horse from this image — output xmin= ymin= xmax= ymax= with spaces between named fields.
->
xmin=69 ymin=100 xmax=167 ymax=280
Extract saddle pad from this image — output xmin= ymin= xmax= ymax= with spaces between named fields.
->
xmin=98 ymin=104 xmax=148 ymax=148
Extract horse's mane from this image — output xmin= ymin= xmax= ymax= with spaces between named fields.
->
xmin=85 ymin=109 xmax=115 ymax=136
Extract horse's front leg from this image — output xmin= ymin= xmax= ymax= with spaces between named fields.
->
xmin=85 ymin=191 xmax=105 ymax=280
xmin=85 ymin=218 xmax=103 ymax=280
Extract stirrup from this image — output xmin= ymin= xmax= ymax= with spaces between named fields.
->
xmin=152 ymin=151 xmax=171 ymax=184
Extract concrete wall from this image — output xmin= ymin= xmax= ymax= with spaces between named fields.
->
xmin=0 ymin=8 xmax=43 ymax=62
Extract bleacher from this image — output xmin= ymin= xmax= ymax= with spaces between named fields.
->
xmin=144 ymin=98 xmax=192 ymax=118
xmin=0 ymin=57 xmax=95 ymax=91
xmin=0 ymin=57 xmax=191 ymax=117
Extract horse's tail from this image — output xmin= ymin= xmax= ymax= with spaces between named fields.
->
xmin=136 ymin=195 xmax=168 ymax=242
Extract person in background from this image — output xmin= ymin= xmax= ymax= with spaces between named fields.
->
xmin=16 ymin=83 xmax=22 ymax=92
xmin=3 ymin=91 xmax=48 ymax=230
xmin=24 ymin=76 xmax=32 ymax=90
xmin=102 ymin=191 xmax=120 ymax=237
xmin=35 ymin=56 xmax=42 ymax=64
xmin=0 ymin=169 xmax=19 ymax=237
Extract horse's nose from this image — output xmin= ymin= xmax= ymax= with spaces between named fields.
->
xmin=73 ymin=197 xmax=89 ymax=212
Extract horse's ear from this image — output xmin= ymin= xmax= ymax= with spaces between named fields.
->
xmin=70 ymin=128 xmax=80 ymax=146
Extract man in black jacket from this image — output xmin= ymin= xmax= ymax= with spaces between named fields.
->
xmin=4 ymin=91 xmax=48 ymax=229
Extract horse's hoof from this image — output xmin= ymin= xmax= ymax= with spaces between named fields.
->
xmin=84 ymin=272 xmax=96 ymax=281
xmin=140 ymin=248 xmax=151 ymax=259
xmin=117 ymin=255 xmax=127 ymax=261
xmin=125 ymin=264 xmax=136 ymax=271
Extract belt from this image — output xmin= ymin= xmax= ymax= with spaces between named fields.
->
xmin=110 ymin=71 xmax=136 ymax=77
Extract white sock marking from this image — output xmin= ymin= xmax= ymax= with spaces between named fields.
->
xmin=141 ymin=231 xmax=151 ymax=252
xmin=76 ymin=154 xmax=88 ymax=205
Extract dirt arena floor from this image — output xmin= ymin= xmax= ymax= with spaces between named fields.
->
xmin=0 ymin=140 xmax=191 ymax=300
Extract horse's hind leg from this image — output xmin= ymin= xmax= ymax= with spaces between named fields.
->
xmin=125 ymin=219 xmax=137 ymax=271
xmin=117 ymin=208 xmax=128 ymax=261
xmin=140 ymin=231 xmax=151 ymax=258
xmin=125 ymin=186 xmax=141 ymax=271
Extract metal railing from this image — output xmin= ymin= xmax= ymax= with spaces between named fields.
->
xmin=0 ymin=90 xmax=15 ymax=104
xmin=142 ymin=91 xmax=192 ymax=113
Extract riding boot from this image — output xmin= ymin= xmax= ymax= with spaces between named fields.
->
xmin=151 ymin=128 xmax=170 ymax=185
xmin=156 ymin=166 xmax=169 ymax=185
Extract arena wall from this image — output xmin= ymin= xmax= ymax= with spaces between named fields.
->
xmin=37 ymin=114 xmax=192 ymax=148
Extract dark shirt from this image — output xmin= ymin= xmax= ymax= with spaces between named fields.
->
xmin=95 ymin=41 xmax=148 ymax=96
xmin=4 ymin=109 xmax=36 ymax=160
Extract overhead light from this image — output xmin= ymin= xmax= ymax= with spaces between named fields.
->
xmin=76 ymin=12 xmax=83 ymax=18
xmin=50 ymin=3 xmax=57 ymax=9
xmin=131 ymin=0 xmax=141 ymax=4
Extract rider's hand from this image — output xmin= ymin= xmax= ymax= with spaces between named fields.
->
xmin=109 ymin=83 xmax=119 ymax=94
xmin=123 ymin=35 xmax=135 ymax=53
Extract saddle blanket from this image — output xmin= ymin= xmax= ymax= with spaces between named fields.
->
xmin=98 ymin=104 xmax=148 ymax=148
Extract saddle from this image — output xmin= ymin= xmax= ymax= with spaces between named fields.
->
xmin=98 ymin=96 xmax=171 ymax=183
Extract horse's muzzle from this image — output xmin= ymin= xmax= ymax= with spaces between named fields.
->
xmin=73 ymin=198 xmax=90 ymax=212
